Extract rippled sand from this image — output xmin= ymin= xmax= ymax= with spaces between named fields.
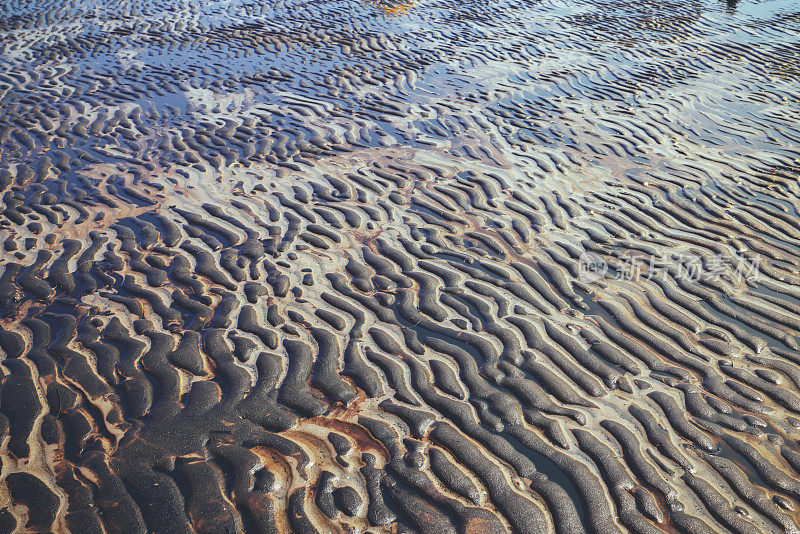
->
xmin=1 ymin=0 xmax=800 ymax=532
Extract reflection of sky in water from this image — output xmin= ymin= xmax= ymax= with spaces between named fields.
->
xmin=0 ymin=0 xmax=796 ymax=239
xmin=711 ymin=0 xmax=799 ymax=16
xmin=3 ymin=0 xmax=796 ymax=147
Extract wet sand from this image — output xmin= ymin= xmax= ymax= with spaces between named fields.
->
xmin=1 ymin=0 xmax=800 ymax=532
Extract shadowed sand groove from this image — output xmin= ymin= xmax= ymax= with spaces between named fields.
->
xmin=1 ymin=0 xmax=800 ymax=531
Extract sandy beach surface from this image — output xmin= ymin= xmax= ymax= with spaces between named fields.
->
xmin=1 ymin=0 xmax=800 ymax=532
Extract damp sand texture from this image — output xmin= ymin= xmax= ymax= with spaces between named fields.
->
xmin=2 ymin=0 xmax=800 ymax=532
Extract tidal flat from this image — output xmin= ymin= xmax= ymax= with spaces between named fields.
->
xmin=1 ymin=0 xmax=800 ymax=532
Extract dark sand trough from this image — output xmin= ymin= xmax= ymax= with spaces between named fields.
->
xmin=1 ymin=0 xmax=800 ymax=532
